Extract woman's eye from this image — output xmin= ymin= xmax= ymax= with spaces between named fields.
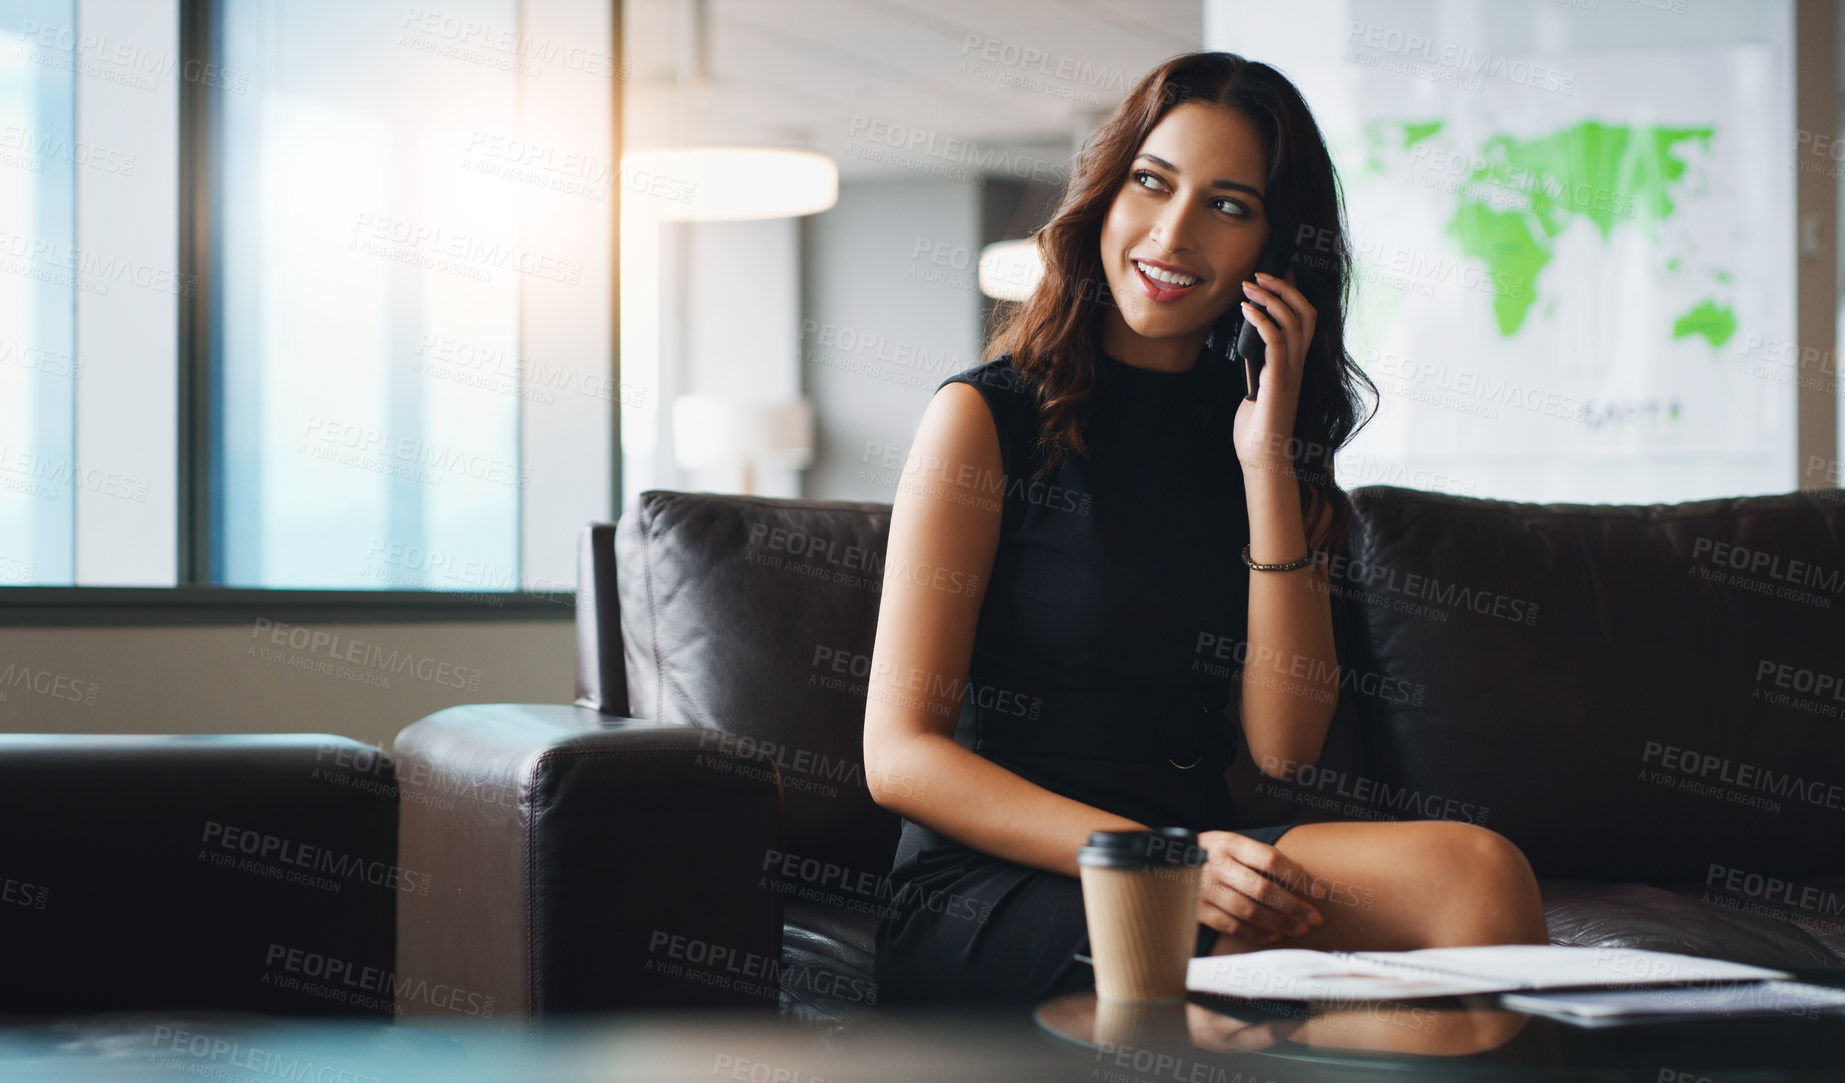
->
xmin=1134 ymin=171 xmax=1245 ymax=216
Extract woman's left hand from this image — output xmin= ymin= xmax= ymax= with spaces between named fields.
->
xmin=1232 ymin=266 xmax=1317 ymax=484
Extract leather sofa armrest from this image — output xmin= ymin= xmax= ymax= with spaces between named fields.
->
xmin=392 ymin=704 xmax=784 ymax=1018
xmin=0 ymin=734 xmax=397 ymax=1017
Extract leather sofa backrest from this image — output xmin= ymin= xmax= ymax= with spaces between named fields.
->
xmin=1339 ymin=486 xmax=1845 ymax=881
xmin=599 ymin=485 xmax=1845 ymax=890
xmin=576 ymin=523 xmax=629 ymax=714
xmin=613 ymin=491 xmax=902 ymax=881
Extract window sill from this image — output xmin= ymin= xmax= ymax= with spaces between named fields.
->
xmin=0 ymin=587 xmax=575 ymax=627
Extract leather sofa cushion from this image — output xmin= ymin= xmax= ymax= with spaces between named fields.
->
xmin=1543 ymin=878 xmax=1845 ymax=969
xmin=779 ymin=902 xmax=881 ymax=1027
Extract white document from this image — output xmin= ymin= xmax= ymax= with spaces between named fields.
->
xmin=1186 ymin=945 xmax=1792 ymax=1002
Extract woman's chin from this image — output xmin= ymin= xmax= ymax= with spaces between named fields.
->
xmin=1120 ymin=316 xmax=1212 ymax=343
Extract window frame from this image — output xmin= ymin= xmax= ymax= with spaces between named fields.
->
xmin=0 ymin=0 xmax=625 ymax=625
xmin=0 ymin=585 xmax=576 ymax=626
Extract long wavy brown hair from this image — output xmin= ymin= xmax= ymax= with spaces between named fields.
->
xmin=985 ymin=51 xmax=1376 ymax=554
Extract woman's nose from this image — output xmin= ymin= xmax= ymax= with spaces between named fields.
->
xmin=1151 ymin=201 xmax=1199 ymax=254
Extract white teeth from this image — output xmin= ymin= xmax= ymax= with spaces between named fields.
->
xmin=1135 ymin=260 xmax=1198 ymax=287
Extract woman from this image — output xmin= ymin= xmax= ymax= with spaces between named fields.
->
xmin=862 ymin=51 xmax=1548 ymax=1007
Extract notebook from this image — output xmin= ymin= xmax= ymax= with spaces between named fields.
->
xmin=1185 ymin=945 xmax=1791 ymax=1002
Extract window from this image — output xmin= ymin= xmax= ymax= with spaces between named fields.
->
xmin=214 ymin=0 xmax=526 ymax=589
xmin=0 ymin=0 xmax=77 ymax=586
xmin=0 ymin=0 xmax=614 ymax=599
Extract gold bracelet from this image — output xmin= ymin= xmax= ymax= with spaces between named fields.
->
xmin=1241 ymin=542 xmax=1313 ymax=572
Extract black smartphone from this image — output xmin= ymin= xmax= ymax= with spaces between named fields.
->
xmin=1235 ymin=233 xmax=1299 ymax=401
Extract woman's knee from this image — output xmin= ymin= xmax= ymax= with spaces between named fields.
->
xmin=1453 ymin=823 xmax=1536 ymax=883
xmin=1415 ymin=821 xmax=1545 ymax=943
xmin=1410 ymin=821 xmax=1529 ymax=880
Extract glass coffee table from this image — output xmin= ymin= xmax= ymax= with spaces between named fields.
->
xmin=1035 ymin=971 xmax=1845 ymax=1082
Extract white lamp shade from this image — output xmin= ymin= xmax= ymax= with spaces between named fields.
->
xmin=979 ymin=238 xmax=1043 ymax=301
xmin=673 ymin=395 xmax=815 ymax=471
xmin=622 ymin=147 xmax=838 ymax=221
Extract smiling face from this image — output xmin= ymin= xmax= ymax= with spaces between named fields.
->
xmin=1097 ymin=101 xmax=1271 ymax=370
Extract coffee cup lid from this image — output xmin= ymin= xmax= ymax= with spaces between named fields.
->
xmin=1077 ymin=827 xmax=1206 ymax=869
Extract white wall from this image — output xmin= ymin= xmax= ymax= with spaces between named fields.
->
xmin=801 ymin=178 xmax=985 ymax=502
xmin=516 ymin=0 xmax=616 ymax=589
xmin=1206 ymin=0 xmax=1790 ymax=55
xmin=74 ymin=0 xmax=178 ymax=584
xmin=0 ymin=619 xmax=575 ymax=750
xmin=684 ymin=216 xmax=804 ymax=498
xmin=623 ymin=214 xmax=804 ymax=504
xmin=1205 ymin=0 xmax=1805 ymax=504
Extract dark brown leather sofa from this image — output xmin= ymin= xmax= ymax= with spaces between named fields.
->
xmin=0 ymin=735 xmax=399 ymax=1019
xmin=395 ymin=485 xmax=1845 ymax=1028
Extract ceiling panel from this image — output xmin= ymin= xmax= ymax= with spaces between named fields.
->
xmin=625 ymin=0 xmax=1205 ymax=179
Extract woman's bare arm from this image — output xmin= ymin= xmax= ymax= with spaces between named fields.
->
xmin=862 ymin=382 xmax=1145 ymax=880
xmin=1239 ymin=464 xmax=1340 ymax=776
xmin=1227 ymin=269 xmax=1341 ymax=778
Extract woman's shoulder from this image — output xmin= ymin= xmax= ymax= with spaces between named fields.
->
xmin=935 ymin=350 xmax=1038 ymax=411
xmin=933 ymin=351 xmax=1043 ymax=499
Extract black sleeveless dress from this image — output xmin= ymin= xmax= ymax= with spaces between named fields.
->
xmin=872 ymin=348 xmax=1299 ymax=1007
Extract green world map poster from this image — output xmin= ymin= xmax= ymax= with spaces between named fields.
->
xmin=1287 ymin=46 xmax=1791 ymax=502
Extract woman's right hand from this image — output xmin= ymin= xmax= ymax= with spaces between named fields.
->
xmin=1195 ymin=830 xmax=1325 ymax=945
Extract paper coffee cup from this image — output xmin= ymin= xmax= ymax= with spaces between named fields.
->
xmin=1092 ymin=995 xmax=1189 ymax=1054
xmin=1079 ymin=827 xmax=1206 ymax=1002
